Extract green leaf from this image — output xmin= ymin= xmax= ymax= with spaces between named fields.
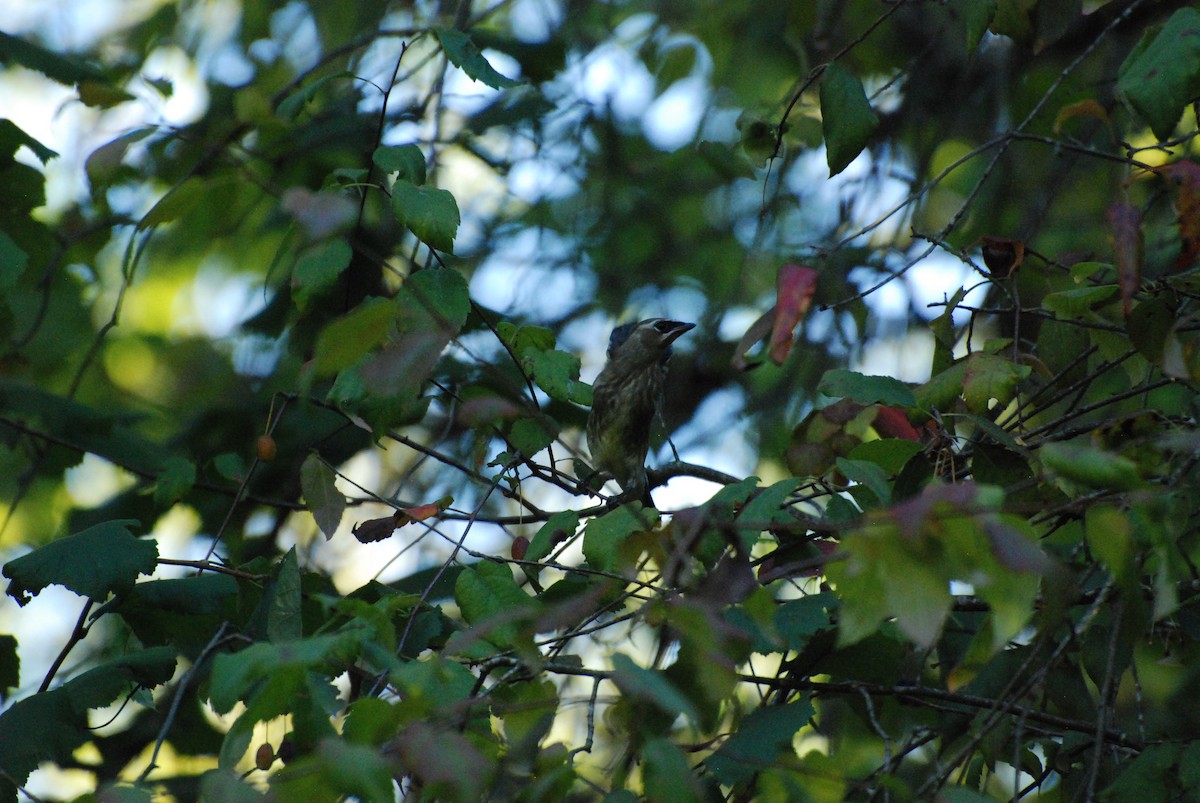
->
xmin=609 ymin=653 xmax=698 ymax=724
xmin=1117 ymin=8 xmax=1200 ymax=140
xmin=583 ymin=504 xmax=655 ymax=573
xmin=819 ymin=368 xmax=915 ymax=407
xmin=311 ymin=297 xmax=397 ymax=376
xmin=0 ymin=635 xmax=18 ymax=698
xmin=775 ymin=594 xmax=835 ymax=651
xmin=820 ymin=63 xmax=878 ymax=176
xmin=391 ymin=180 xmax=461 ymax=252
xmin=373 ymin=144 xmax=426 ymax=184
xmin=0 ymin=231 xmax=28 ymax=287
xmin=301 ymin=455 xmax=345 ymax=539
xmin=525 ymin=510 xmax=579 ymax=566
xmin=1041 ymin=441 xmax=1143 ymax=491
xmin=848 ymin=439 xmax=924 ymax=474
xmin=964 ymin=0 xmax=999 ymax=52
xmin=317 ymin=738 xmax=397 ymax=803
xmin=213 ymin=452 xmax=246 ymax=482
xmin=140 ymin=176 xmax=209 ymax=228
xmin=454 ymin=560 xmax=534 ymax=649
xmin=525 ymin=349 xmax=583 ymax=402
xmin=0 ymin=119 xmax=57 ymax=164
xmin=208 ymin=633 xmax=363 ymax=714
xmin=0 ymin=32 xmax=105 ymax=86
xmin=0 ymin=648 xmax=175 ymax=790
xmin=837 ymin=457 xmax=892 ymax=507
xmin=435 ymin=28 xmax=521 ymax=89
xmin=154 ymin=455 xmax=196 ymax=507
xmin=642 ymin=739 xmax=703 ymax=803
xmin=268 ymin=548 xmax=303 ymax=642
xmin=292 ymin=238 xmax=353 ymax=309
xmin=404 ymin=266 xmax=471 ymax=331
xmin=509 ymin=416 xmax=557 ymax=458
xmin=961 ymin=353 xmax=1031 ymax=413
xmin=3 ymin=520 xmax=156 ymax=606
xmin=706 ymin=699 xmax=813 ymax=786
xmin=1042 ymin=285 xmax=1118 ymax=317
xmin=276 ymin=70 xmax=354 ymax=119
xmin=697 ymin=140 xmax=757 ymax=180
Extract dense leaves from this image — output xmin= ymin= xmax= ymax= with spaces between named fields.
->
xmin=3 ymin=1 xmax=1200 ymax=801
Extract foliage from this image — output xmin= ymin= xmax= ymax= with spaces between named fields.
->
xmin=2 ymin=1 xmax=1200 ymax=801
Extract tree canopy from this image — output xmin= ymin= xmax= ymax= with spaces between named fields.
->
xmin=3 ymin=0 xmax=1200 ymax=800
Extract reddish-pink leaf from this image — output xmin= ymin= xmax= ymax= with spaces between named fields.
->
xmin=769 ymin=264 xmax=819 ymax=364
xmin=1106 ymin=203 xmax=1143 ymax=318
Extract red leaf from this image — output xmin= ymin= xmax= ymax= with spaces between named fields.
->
xmin=873 ymin=406 xmax=920 ymax=441
xmin=769 ymin=264 xmax=819 ymax=364
xmin=1106 ymin=203 xmax=1143 ymax=318
xmin=396 ymin=499 xmax=449 ymax=526
xmin=1155 ymin=161 xmax=1200 ymax=269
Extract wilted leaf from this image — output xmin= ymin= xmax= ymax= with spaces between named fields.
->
xmin=768 ymin=264 xmax=818 ymax=363
xmin=1106 ymin=202 xmax=1143 ymax=317
xmin=1053 ymin=98 xmax=1109 ymax=133
xmin=979 ymin=236 xmax=1025 ymax=278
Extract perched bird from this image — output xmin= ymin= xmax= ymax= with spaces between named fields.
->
xmin=586 ymin=318 xmax=695 ymax=506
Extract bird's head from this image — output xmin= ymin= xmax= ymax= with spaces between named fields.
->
xmin=605 ymin=318 xmax=695 ymax=367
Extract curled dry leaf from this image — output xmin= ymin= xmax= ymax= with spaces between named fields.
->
xmin=979 ymin=236 xmax=1025 ymax=278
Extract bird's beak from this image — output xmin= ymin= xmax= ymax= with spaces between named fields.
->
xmin=660 ymin=321 xmax=695 ymax=345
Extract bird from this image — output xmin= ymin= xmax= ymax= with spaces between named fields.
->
xmin=586 ymin=318 xmax=695 ymax=507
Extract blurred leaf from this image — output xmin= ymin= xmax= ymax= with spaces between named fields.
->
xmin=964 ymin=0 xmax=998 ymax=52
xmin=292 ymin=238 xmax=353 ymax=308
xmin=820 ymin=63 xmax=878 ymax=176
xmin=282 ymin=188 xmax=357 ymax=241
xmin=0 ymin=31 xmax=104 ymax=85
xmin=276 ymin=70 xmax=354 ymax=119
xmin=610 ymin=653 xmax=697 ymax=725
xmin=3 ymin=520 xmax=156 ymax=605
xmin=1041 ymin=441 xmax=1143 ymax=491
xmin=311 ymin=298 xmax=397 ymax=376
xmin=301 ymin=455 xmax=345 ymax=539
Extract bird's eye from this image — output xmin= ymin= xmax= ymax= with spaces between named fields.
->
xmin=653 ymin=320 xmax=676 ymax=333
